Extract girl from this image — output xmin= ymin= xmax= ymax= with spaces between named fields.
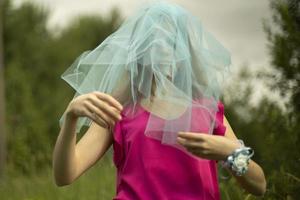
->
xmin=53 ymin=1 xmax=266 ymax=199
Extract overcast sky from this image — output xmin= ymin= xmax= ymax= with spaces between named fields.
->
xmin=13 ymin=0 xmax=274 ymax=70
xmin=13 ymin=0 xmax=281 ymax=106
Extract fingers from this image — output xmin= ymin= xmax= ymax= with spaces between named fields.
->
xmin=84 ymin=107 xmax=109 ymax=128
xmin=88 ymin=95 xmax=122 ymax=121
xmin=177 ymin=137 xmax=209 ymax=158
xmin=177 ymin=131 xmax=205 ymax=142
xmin=93 ymin=92 xmax=123 ymax=111
xmin=84 ymin=101 xmax=115 ymax=128
xmin=177 ymin=137 xmax=202 ymax=148
xmin=177 ymin=132 xmax=207 ymax=151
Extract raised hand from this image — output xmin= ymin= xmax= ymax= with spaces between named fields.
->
xmin=65 ymin=91 xmax=123 ymax=129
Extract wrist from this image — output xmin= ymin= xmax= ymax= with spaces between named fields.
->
xmin=65 ymin=108 xmax=78 ymax=122
xmin=221 ymin=140 xmax=254 ymax=176
xmin=221 ymin=139 xmax=243 ymax=161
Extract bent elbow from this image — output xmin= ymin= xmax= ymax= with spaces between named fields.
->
xmin=259 ymin=182 xmax=267 ymax=196
xmin=252 ymin=180 xmax=267 ymax=197
xmin=52 ymin=169 xmax=75 ymax=187
xmin=54 ymin=176 xmax=73 ymax=187
xmin=55 ymin=181 xmax=71 ymax=187
xmin=52 ymin=161 xmax=77 ymax=187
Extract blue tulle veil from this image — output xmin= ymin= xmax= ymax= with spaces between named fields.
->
xmin=59 ymin=0 xmax=232 ymax=157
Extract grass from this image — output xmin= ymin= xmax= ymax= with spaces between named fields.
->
xmin=0 ymin=149 xmax=263 ymax=200
xmin=0 ymin=151 xmax=116 ymax=200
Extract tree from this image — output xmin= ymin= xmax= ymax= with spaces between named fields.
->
xmin=3 ymin=0 xmax=122 ymax=175
xmin=260 ymin=0 xmax=300 ymax=116
xmin=254 ymin=0 xmax=300 ymax=198
xmin=0 ymin=0 xmax=7 ymax=179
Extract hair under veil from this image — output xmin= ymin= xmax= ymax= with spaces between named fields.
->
xmin=59 ymin=1 xmax=231 ymax=159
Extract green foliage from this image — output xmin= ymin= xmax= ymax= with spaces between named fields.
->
xmin=221 ymin=63 xmax=300 ymax=198
xmin=259 ymin=1 xmax=300 ymax=197
xmin=4 ymin=1 xmax=52 ymax=175
xmin=0 ymin=153 xmax=117 ymax=200
xmin=261 ymin=0 xmax=300 ymax=114
xmin=3 ymin=0 xmax=122 ymax=175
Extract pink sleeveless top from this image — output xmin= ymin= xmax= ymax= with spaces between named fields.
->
xmin=112 ymin=101 xmax=227 ymax=200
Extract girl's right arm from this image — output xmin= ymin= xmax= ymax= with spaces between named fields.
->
xmin=52 ymin=92 xmax=123 ymax=186
xmin=52 ymin=111 xmax=79 ymax=186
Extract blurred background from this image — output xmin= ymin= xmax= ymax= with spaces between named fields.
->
xmin=0 ymin=0 xmax=299 ymax=199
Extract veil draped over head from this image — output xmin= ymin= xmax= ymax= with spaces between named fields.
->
xmin=59 ymin=0 xmax=231 ymax=157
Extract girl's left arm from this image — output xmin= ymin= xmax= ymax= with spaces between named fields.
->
xmin=221 ymin=116 xmax=267 ymax=196
xmin=176 ymin=115 xmax=267 ymax=196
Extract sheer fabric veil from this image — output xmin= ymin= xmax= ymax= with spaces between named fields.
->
xmin=59 ymin=1 xmax=232 ymax=157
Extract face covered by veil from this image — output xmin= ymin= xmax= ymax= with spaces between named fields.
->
xmin=59 ymin=1 xmax=232 ymax=158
